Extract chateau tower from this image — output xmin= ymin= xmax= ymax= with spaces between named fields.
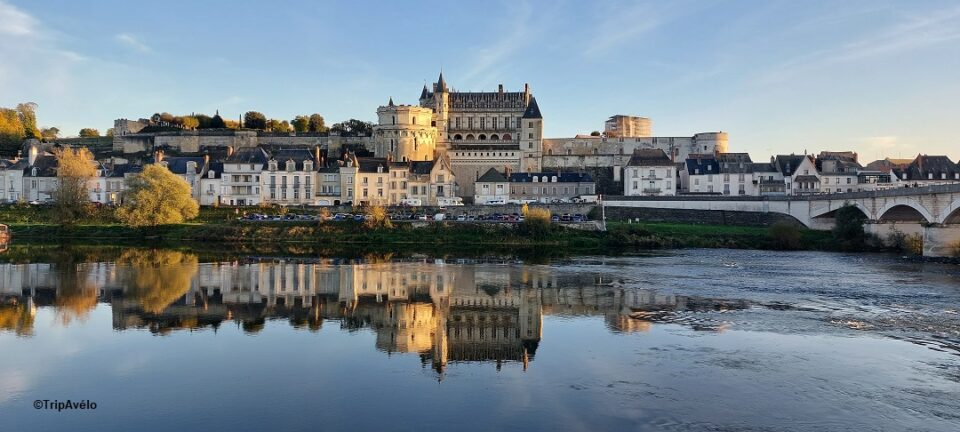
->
xmin=520 ymin=95 xmax=543 ymax=172
xmin=373 ymin=98 xmax=438 ymax=162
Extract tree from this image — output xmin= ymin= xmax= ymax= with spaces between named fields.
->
xmin=243 ymin=111 xmax=267 ymax=130
xmin=292 ymin=115 xmax=310 ymax=133
xmin=41 ymin=127 xmax=60 ymax=140
xmin=833 ymin=205 xmax=867 ymax=249
xmin=17 ymin=103 xmax=40 ymax=139
xmin=308 ymin=114 xmax=326 ymax=133
xmin=223 ymin=119 xmax=240 ymax=129
xmin=194 ymin=114 xmax=212 ymax=128
xmin=329 ymin=119 xmax=373 ymax=136
xmin=78 ymin=128 xmax=100 ymax=137
xmin=364 ymin=204 xmax=393 ymax=229
xmin=590 ymin=131 xmax=601 ymax=136
xmin=0 ymin=108 xmax=24 ymax=156
xmin=117 ymin=164 xmax=199 ymax=226
xmin=210 ymin=113 xmax=226 ymax=128
xmin=53 ymin=147 xmax=97 ymax=225
xmin=180 ymin=116 xmax=199 ymax=129
xmin=266 ymin=119 xmax=291 ymax=133
xmin=106 ymin=128 xmax=115 ymax=137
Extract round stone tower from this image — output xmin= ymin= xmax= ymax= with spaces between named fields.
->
xmin=374 ymin=98 xmax=438 ymax=162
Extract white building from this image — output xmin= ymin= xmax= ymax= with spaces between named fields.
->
xmin=221 ymin=147 xmax=268 ymax=206
xmin=474 ymin=168 xmax=510 ymax=204
xmin=624 ymin=149 xmax=677 ymax=196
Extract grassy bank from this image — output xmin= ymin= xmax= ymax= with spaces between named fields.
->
xmin=4 ymin=219 xmax=846 ymax=253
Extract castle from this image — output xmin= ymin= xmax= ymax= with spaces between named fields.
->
xmin=98 ymin=71 xmax=729 ymax=202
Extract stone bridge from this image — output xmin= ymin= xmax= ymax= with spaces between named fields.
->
xmin=604 ymin=184 xmax=960 ymax=257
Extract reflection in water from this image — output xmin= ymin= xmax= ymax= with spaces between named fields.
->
xmin=0 ymin=253 xmax=749 ymax=374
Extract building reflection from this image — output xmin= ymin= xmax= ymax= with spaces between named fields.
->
xmin=0 ymin=254 xmax=749 ymax=373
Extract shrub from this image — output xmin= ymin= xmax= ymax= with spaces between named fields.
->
xmin=768 ymin=222 xmax=802 ymax=250
xmin=364 ymin=205 xmax=392 ymax=230
xmin=517 ymin=207 xmax=552 ymax=238
xmin=904 ymin=233 xmax=923 ymax=255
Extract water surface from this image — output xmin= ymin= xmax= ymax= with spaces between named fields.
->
xmin=2 ymin=248 xmax=959 ymax=431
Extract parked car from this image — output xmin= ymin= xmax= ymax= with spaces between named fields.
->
xmin=434 ymin=213 xmax=446 ymax=221
xmin=551 ymin=215 xmax=560 ymax=222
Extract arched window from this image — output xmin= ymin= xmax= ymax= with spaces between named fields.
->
xmin=490 ymin=134 xmax=499 ymax=140
xmin=466 ymin=134 xmax=475 ymax=140
xmin=478 ymin=134 xmax=487 ymax=140
xmin=392 ymin=116 xmax=396 ymax=125
xmin=502 ymin=133 xmax=511 ymax=140
xmin=454 ymin=134 xmax=462 ymax=140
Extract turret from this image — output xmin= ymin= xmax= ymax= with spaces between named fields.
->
xmin=374 ymin=102 xmax=438 ymax=162
xmin=520 ymin=96 xmax=543 ymax=172
xmin=432 ymin=71 xmax=450 ymax=152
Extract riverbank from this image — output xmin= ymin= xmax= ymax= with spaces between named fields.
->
xmin=3 ymin=219 xmax=849 ymax=253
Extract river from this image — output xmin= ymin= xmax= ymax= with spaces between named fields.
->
xmin=1 ymin=248 xmax=959 ymax=431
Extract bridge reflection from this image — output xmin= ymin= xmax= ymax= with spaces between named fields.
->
xmin=0 ymin=253 xmax=749 ymax=374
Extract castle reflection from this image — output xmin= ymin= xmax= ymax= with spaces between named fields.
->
xmin=0 ymin=253 xmax=749 ymax=373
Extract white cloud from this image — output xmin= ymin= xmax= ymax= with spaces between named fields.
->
xmin=0 ymin=0 xmax=37 ymax=36
xmin=115 ymin=32 xmax=151 ymax=53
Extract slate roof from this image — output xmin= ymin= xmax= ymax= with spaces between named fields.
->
xmin=685 ymin=155 xmax=720 ymax=175
xmin=509 ymin=172 xmax=593 ymax=183
xmin=522 ymin=97 xmax=542 ymax=119
xmin=409 ymin=160 xmax=436 ymax=175
xmin=794 ymin=175 xmax=820 ymax=183
xmin=161 ymin=157 xmax=205 ymax=175
xmin=270 ymin=148 xmax=317 ymax=171
xmin=108 ymin=164 xmax=143 ymax=178
xmin=752 ymin=162 xmax=778 ymax=173
xmin=225 ymin=147 xmax=269 ymax=165
xmin=356 ymin=158 xmax=390 ymax=173
xmin=774 ymin=155 xmax=807 ymax=177
xmin=205 ymin=162 xmax=224 ymax=179
xmin=902 ymin=155 xmax=960 ymax=180
xmin=716 ymin=153 xmax=754 ymax=173
xmin=476 ymin=167 xmax=508 ymax=183
xmin=627 ymin=149 xmax=672 ymax=166
xmin=24 ymin=154 xmax=58 ymax=177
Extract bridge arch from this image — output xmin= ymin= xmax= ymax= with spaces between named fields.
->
xmin=810 ymin=201 xmax=872 ymax=220
xmin=876 ymin=199 xmax=935 ymax=223
xmin=942 ymin=199 xmax=960 ymax=224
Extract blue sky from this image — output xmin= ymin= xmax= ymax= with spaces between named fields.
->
xmin=1 ymin=0 xmax=958 ymax=161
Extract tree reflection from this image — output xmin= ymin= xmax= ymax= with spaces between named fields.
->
xmin=117 ymin=249 xmax=199 ymax=314
xmin=0 ymin=302 xmax=35 ymax=336
xmin=53 ymin=261 xmax=98 ymax=326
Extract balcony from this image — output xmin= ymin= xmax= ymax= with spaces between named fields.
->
xmin=642 ymin=188 xmax=663 ymax=194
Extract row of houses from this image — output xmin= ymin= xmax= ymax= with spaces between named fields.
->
xmin=623 ymin=149 xmax=960 ymax=197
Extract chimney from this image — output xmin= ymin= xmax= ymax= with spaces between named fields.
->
xmin=203 ymin=153 xmax=210 ymax=166
xmin=314 ymin=146 xmax=321 ymax=165
xmin=226 ymin=146 xmax=235 ymax=158
xmin=154 ymin=150 xmax=164 ymax=163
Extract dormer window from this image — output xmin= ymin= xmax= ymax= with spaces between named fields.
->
xmin=286 ymin=161 xmax=295 ymax=172
xmin=941 ymin=173 xmax=946 ymax=179
xmin=695 ymin=168 xmax=700 ymax=175
xmin=707 ymin=165 xmax=712 ymax=171
xmin=551 ymin=175 xmax=558 ymax=182
xmin=929 ymin=173 xmax=933 ymax=179
xmin=377 ymin=165 xmax=383 ymax=174
xmin=304 ymin=161 xmax=313 ymax=171
xmin=208 ymin=170 xmax=215 ymax=179
xmin=269 ymin=161 xmax=277 ymax=171
xmin=31 ymin=167 xmax=38 ymax=177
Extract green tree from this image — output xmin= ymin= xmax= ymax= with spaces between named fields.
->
xmin=210 ymin=113 xmax=227 ymax=128
xmin=292 ymin=115 xmax=310 ymax=133
xmin=53 ymin=147 xmax=97 ymax=226
xmin=243 ymin=111 xmax=267 ymax=130
xmin=41 ymin=127 xmax=60 ymax=140
xmin=590 ymin=130 xmax=601 ymax=136
xmin=17 ymin=103 xmax=40 ymax=139
xmin=329 ymin=119 xmax=373 ymax=136
xmin=106 ymin=128 xmax=115 ymax=137
xmin=308 ymin=114 xmax=326 ymax=132
xmin=266 ymin=119 xmax=290 ymax=133
xmin=833 ymin=205 xmax=867 ymax=249
xmin=117 ymin=164 xmax=199 ymax=226
xmin=78 ymin=128 xmax=100 ymax=137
